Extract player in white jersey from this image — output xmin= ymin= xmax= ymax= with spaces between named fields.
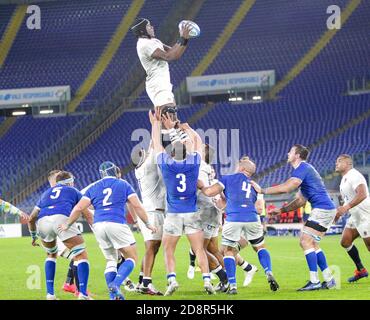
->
xmin=188 ymin=144 xmax=228 ymax=290
xmin=335 ymin=154 xmax=369 ymax=282
xmin=132 ymin=142 xmax=166 ymax=295
xmin=131 ymin=18 xmax=193 ymax=148
xmin=131 ymin=18 xmax=191 ymax=112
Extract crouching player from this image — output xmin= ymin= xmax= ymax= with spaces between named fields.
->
xmin=59 ymin=161 xmax=156 ymax=300
xmin=28 ymin=171 xmax=91 ymax=300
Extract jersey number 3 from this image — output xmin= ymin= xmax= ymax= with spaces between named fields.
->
xmin=176 ymin=173 xmax=187 ymax=192
xmin=103 ymin=188 xmax=113 ymax=206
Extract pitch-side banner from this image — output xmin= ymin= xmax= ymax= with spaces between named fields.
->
xmin=0 ymin=86 xmax=71 ymax=107
xmin=186 ymin=70 xmax=275 ymax=93
xmin=0 ymin=224 xmax=22 ymax=238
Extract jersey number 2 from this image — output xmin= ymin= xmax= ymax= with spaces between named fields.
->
xmin=242 ymin=182 xmax=252 ymax=198
xmin=176 ymin=174 xmax=187 ymax=192
xmin=103 ymin=188 xmax=113 ymax=206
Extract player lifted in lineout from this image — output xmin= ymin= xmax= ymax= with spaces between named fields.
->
xmin=335 ymin=154 xmax=369 ymax=282
xmin=131 ymin=17 xmax=194 ymax=146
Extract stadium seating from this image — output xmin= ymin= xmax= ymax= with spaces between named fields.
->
xmin=0 ymin=5 xmax=15 ymax=41
xmin=0 ymin=114 xmax=88 ymax=191
xmin=2 ymin=0 xmax=369 ymax=211
xmin=0 ymin=0 xmax=178 ymax=111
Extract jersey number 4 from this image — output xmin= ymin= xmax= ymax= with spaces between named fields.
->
xmin=102 ymin=188 xmax=113 ymax=206
xmin=176 ymin=173 xmax=187 ymax=192
xmin=242 ymin=182 xmax=252 ymax=198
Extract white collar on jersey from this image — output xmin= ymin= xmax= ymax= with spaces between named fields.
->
xmin=293 ymin=160 xmax=306 ymax=169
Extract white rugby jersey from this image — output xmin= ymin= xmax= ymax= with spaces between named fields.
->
xmin=136 ymin=37 xmax=172 ymax=91
xmin=135 ymin=148 xmax=166 ymax=212
xmin=340 ymin=168 xmax=370 ymax=214
xmin=197 ymin=161 xmax=216 ymax=209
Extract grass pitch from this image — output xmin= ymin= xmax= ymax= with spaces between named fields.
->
xmin=0 ymin=234 xmax=369 ymax=300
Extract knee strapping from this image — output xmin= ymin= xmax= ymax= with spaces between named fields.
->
xmin=105 ymin=260 xmax=117 ymax=274
xmin=45 ymin=245 xmax=58 ymax=255
xmin=66 ymin=243 xmax=86 ymax=259
xmin=302 ymin=229 xmax=322 ymax=243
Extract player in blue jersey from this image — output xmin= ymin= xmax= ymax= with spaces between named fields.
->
xmin=28 ymin=171 xmax=92 ymax=300
xmin=251 ymin=144 xmax=336 ymax=291
xmin=149 ymin=107 xmax=215 ymax=296
xmin=199 ymin=156 xmax=279 ymax=294
xmin=59 ymin=161 xmax=156 ymax=300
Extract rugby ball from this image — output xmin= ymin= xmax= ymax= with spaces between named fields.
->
xmin=178 ymin=20 xmax=200 ymax=38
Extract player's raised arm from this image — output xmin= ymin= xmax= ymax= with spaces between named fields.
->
xmin=251 ymin=177 xmax=302 ymax=195
xmin=178 ymin=122 xmax=202 ymax=157
xmin=151 ymin=22 xmax=192 ymax=61
xmin=149 ymin=107 xmax=164 ymax=154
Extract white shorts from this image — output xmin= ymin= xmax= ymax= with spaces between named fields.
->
xmin=163 ymin=212 xmax=202 ymax=236
xmin=138 ymin=210 xmax=165 ymax=242
xmin=222 ymin=221 xmax=264 ymax=248
xmin=307 ymin=208 xmax=336 ymax=230
xmin=93 ymin=222 xmax=136 ymax=261
xmin=199 ymin=206 xmax=220 ymax=239
xmin=345 ymin=209 xmax=370 ymax=238
xmin=37 ymin=214 xmax=80 ymax=243
xmin=146 ymin=86 xmax=175 ymax=107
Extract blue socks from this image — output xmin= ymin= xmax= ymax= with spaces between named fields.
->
xmin=316 ymin=249 xmax=328 ymax=271
xmin=77 ymin=260 xmax=90 ymax=296
xmin=45 ymin=258 xmax=56 ymax=296
xmin=316 ymin=249 xmax=333 ymax=282
xmin=224 ymin=256 xmax=236 ymax=285
xmin=105 ymin=261 xmax=117 ymax=299
xmin=111 ymin=258 xmax=135 ymax=288
xmin=257 ymin=248 xmax=272 ymax=273
xmin=304 ymin=249 xmax=319 ymax=283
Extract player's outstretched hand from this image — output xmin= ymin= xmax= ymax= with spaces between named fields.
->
xmin=57 ymin=224 xmax=69 ymax=232
xmin=178 ymin=122 xmax=190 ymax=130
xmin=334 ymin=205 xmax=348 ymax=222
xmin=31 ymin=238 xmax=39 ymax=247
xmin=147 ymin=224 xmax=157 ymax=234
xmin=19 ymin=211 xmax=30 ymax=224
xmin=180 ymin=22 xmax=192 ymax=39
xmin=251 ymin=180 xmax=262 ymax=193
xmin=162 ymin=112 xmax=176 ymax=129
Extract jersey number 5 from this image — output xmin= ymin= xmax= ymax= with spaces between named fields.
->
xmin=50 ymin=187 xmax=62 ymax=199
xmin=103 ymin=188 xmax=113 ymax=206
xmin=176 ymin=173 xmax=187 ymax=192
xmin=242 ymin=182 xmax=252 ymax=198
